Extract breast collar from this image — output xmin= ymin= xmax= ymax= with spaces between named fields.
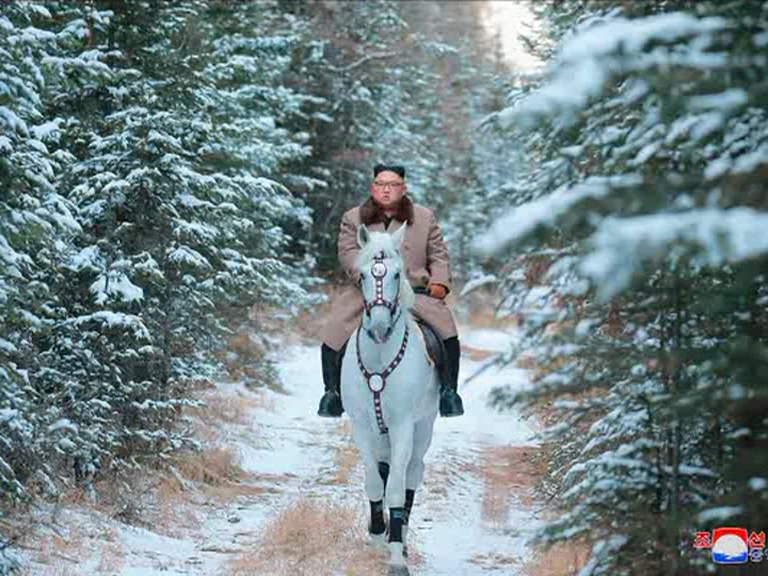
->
xmin=356 ymin=319 xmax=410 ymax=435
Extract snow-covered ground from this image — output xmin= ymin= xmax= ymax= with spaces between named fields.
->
xmin=21 ymin=324 xmax=542 ymax=575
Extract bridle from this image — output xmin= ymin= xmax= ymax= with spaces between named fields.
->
xmin=362 ymin=251 xmax=401 ymax=341
xmin=357 ymin=250 xmax=408 ymax=435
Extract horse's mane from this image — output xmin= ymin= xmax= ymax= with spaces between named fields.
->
xmin=357 ymin=231 xmax=415 ymax=310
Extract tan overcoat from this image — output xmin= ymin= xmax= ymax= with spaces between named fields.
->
xmin=321 ymin=196 xmax=458 ymax=351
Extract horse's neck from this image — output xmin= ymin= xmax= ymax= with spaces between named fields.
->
xmin=358 ymin=312 xmax=410 ymax=371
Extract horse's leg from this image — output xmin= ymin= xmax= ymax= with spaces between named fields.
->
xmin=368 ymin=456 xmax=388 ymax=541
xmin=401 ymin=417 xmax=436 ymax=556
xmin=385 ymin=423 xmax=414 ymax=572
xmin=378 ymin=460 xmax=390 ymax=492
xmin=351 ymin=422 xmax=388 ymax=542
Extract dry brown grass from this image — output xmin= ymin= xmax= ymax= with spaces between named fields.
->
xmin=95 ymin=528 xmax=126 ymax=573
xmin=169 ymin=445 xmax=263 ymax=499
xmin=469 ymin=550 xmax=522 ymax=571
xmin=328 ymin=442 xmax=360 ymax=486
xmin=55 ymin=394 xmax=267 ymax=539
xmin=522 ymin=540 xmax=590 ymax=576
xmin=35 ymin=531 xmax=83 ymax=568
xmin=14 ymin=322 xmax=277 ymax=571
xmin=319 ymin=420 xmax=360 ymax=486
xmin=214 ymin=326 xmax=286 ymax=391
xmin=462 ymin=308 xmax=521 ymax=331
xmin=193 ymin=391 xmax=272 ymax=426
xmin=23 ymin=519 xmax=126 ymax=576
xmin=456 ymin=284 xmax=521 ymax=329
xmin=228 ymin=499 xmax=385 ymax=576
xmin=478 ymin=446 xmax=544 ymax=528
xmin=216 ymin=332 xmax=268 ymax=381
xmin=461 ymin=344 xmax=497 ymax=362
xmin=253 ymin=287 xmax=334 ymax=346
xmin=167 ymin=379 xmax=270 ymax=502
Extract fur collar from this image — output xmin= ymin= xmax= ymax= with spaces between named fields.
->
xmin=359 ymin=195 xmax=414 ymax=227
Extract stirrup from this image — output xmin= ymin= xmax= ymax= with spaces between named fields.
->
xmin=439 ymin=388 xmax=464 ymax=417
xmin=318 ymin=390 xmax=343 ymax=417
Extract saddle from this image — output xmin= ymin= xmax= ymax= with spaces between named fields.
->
xmin=410 ymin=286 xmax=446 ymax=365
xmin=413 ymin=317 xmax=450 ymax=390
xmin=413 ymin=317 xmax=444 ymax=369
xmin=339 ymin=296 xmax=448 ymax=388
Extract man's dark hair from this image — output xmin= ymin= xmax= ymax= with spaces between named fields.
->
xmin=373 ymin=163 xmax=406 ymax=179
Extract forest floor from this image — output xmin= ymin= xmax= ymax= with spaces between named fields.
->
xmin=12 ymin=299 xmax=587 ymax=575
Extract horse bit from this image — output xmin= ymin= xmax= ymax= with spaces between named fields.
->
xmin=356 ymin=251 xmax=409 ymax=435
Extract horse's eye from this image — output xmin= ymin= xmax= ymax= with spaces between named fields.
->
xmin=395 ymin=273 xmax=400 ymax=280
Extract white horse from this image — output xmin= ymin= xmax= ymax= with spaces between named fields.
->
xmin=340 ymin=222 xmax=440 ymax=575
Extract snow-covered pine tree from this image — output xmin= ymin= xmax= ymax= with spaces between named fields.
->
xmin=274 ymin=0 xmax=411 ymax=270
xmin=478 ymin=1 xmax=768 ymax=574
xmin=0 ymin=1 xmax=94 ymax=504
xmin=277 ymin=0 xmax=496 ymax=275
xmin=294 ymin=0 xmax=510 ymax=282
xmin=1 ymin=0 xmax=314 ymax=506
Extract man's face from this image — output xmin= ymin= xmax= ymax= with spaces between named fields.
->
xmin=370 ymin=170 xmax=406 ymax=209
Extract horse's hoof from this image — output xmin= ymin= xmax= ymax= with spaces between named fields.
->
xmin=317 ymin=391 xmax=343 ymax=417
xmin=439 ymin=388 xmax=464 ymax=417
xmin=388 ymin=566 xmax=410 ymax=576
xmin=368 ymin=531 xmax=388 ymax=551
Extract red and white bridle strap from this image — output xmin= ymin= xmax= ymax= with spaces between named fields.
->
xmin=363 ymin=252 xmax=400 ymax=315
xmin=356 ymin=322 xmax=410 ymax=435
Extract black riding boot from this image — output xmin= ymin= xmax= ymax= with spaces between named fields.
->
xmin=439 ymin=336 xmax=464 ymax=417
xmin=318 ymin=342 xmax=344 ymax=417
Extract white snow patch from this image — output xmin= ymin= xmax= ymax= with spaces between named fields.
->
xmin=47 ymin=418 xmax=78 ymax=434
xmin=749 ymin=477 xmax=767 ymax=491
xmin=90 ymin=271 xmax=144 ymax=305
xmin=697 ymin=506 xmax=743 ymax=523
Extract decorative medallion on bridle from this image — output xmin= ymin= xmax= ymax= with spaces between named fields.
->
xmin=357 ymin=250 xmax=408 ymax=435
xmin=363 ymin=252 xmax=399 ymax=316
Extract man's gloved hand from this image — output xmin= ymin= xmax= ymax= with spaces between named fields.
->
xmin=428 ymin=283 xmax=448 ymax=300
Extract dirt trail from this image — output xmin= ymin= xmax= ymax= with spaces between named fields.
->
xmin=19 ymin=323 xmax=566 ymax=575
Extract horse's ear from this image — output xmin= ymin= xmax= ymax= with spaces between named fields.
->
xmin=391 ymin=222 xmax=407 ymax=250
xmin=357 ymin=224 xmax=370 ymax=248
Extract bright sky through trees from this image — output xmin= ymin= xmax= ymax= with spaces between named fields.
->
xmin=479 ymin=0 xmax=542 ymax=71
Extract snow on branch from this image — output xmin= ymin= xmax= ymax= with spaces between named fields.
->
xmin=472 ymin=174 xmax=641 ymax=256
xmin=498 ymin=12 xmax=730 ymax=128
xmin=580 ymin=207 xmax=768 ymax=300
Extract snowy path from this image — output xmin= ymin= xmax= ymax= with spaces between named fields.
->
xmin=23 ymin=325 xmax=542 ymax=575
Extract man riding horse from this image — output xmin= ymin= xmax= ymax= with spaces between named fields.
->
xmin=318 ymin=163 xmax=465 ymax=418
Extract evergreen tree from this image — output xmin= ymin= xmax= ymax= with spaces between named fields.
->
xmin=480 ymin=1 xmax=768 ymax=573
xmin=0 ymin=0 xmax=314 ymax=508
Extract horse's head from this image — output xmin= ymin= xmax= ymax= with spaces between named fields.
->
xmin=356 ymin=223 xmax=414 ymax=343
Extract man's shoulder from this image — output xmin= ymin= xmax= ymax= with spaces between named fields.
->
xmin=341 ymin=199 xmax=433 ymax=224
xmin=411 ymin=203 xmax=434 ymax=219
xmin=342 ymin=205 xmax=362 ymax=223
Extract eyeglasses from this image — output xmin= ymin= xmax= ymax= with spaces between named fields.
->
xmin=373 ymin=181 xmax=404 ymax=190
